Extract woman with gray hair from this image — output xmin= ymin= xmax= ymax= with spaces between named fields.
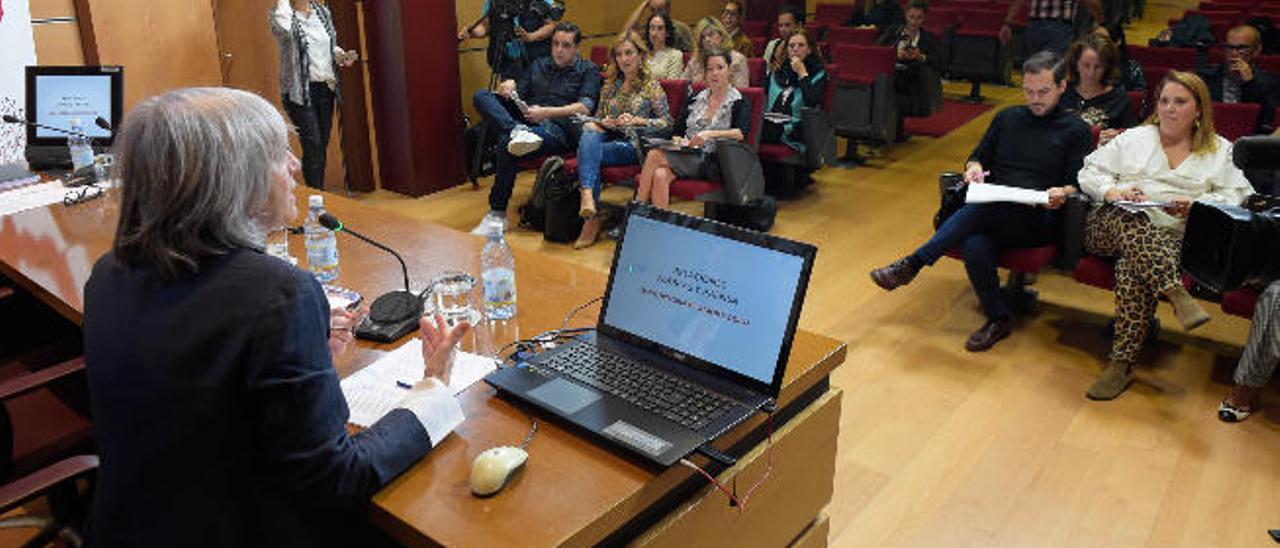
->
xmin=269 ymin=0 xmax=357 ymax=189
xmin=83 ymin=87 xmax=467 ymax=546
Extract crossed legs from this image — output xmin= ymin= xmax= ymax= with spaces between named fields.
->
xmin=636 ymin=149 xmax=675 ymax=208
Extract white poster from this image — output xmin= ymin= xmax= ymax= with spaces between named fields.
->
xmin=0 ymin=0 xmax=38 ymax=165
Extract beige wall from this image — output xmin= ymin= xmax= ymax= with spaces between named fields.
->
xmin=455 ymin=0 xmax=725 ymax=122
xmin=30 ymin=0 xmax=85 ymax=65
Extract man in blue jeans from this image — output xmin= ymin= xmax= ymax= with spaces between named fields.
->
xmin=997 ymin=0 xmax=1102 ymax=56
xmin=870 ymin=52 xmax=1092 ymax=351
xmin=470 ymin=21 xmax=602 ymax=235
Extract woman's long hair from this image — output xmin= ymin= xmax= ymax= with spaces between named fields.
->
xmin=604 ymin=30 xmax=653 ymax=93
xmin=1147 ymin=71 xmax=1218 ymax=154
xmin=1065 ymin=34 xmax=1121 ymax=88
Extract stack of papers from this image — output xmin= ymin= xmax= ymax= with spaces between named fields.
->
xmin=0 ymin=182 xmax=66 ymax=218
xmin=1114 ymin=200 xmax=1169 ymax=212
xmin=964 ymin=182 xmax=1050 ymax=206
xmin=340 ymin=340 xmax=498 ymax=427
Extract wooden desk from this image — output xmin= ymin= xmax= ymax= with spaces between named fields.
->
xmin=0 ymin=187 xmax=847 ymax=547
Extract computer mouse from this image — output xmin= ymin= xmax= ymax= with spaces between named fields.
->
xmin=469 ymin=446 xmax=528 ymax=497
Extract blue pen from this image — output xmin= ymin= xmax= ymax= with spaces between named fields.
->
xmin=395 ymin=381 xmax=413 ymax=389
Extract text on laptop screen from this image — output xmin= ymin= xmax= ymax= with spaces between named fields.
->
xmin=603 ymin=215 xmax=805 ymax=385
xmin=34 ymin=74 xmax=113 ymax=139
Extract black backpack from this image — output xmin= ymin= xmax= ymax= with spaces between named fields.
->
xmin=518 ymin=156 xmax=564 ymax=232
xmin=463 ymin=118 xmax=498 ymax=184
xmin=1169 ymin=15 xmax=1214 ymax=49
xmin=704 ymin=196 xmax=779 ymax=232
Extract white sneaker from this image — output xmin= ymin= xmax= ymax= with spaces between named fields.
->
xmin=469 ymin=212 xmax=507 ymax=236
xmin=507 ymin=125 xmax=543 ymax=157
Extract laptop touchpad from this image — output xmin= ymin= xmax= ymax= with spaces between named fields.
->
xmin=527 ymin=378 xmax=600 ymax=415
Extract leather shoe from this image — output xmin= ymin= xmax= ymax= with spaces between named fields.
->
xmin=870 ymin=258 xmax=920 ymax=290
xmin=964 ymin=318 xmax=1013 ymax=352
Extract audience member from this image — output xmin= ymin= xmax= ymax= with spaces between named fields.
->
xmin=470 ymin=22 xmax=601 ymax=235
xmin=573 ymin=31 xmax=673 ymax=249
xmin=682 ymin=17 xmax=750 ymax=87
xmin=763 ymin=29 xmax=827 ymax=152
xmin=1077 ymin=71 xmax=1252 ymax=400
xmin=764 ymin=5 xmax=804 ymax=75
xmin=269 ymin=0 xmax=358 ymax=190
xmin=870 ymin=52 xmax=1092 ymax=352
xmin=721 ymin=0 xmax=756 ymax=58
xmin=636 ymin=49 xmax=750 ymax=208
xmin=1219 ymin=280 xmax=1280 ymax=422
xmin=1196 ymin=25 xmax=1280 ymax=135
xmin=625 ymin=0 xmax=695 ymax=52
xmin=846 ymin=0 xmax=905 ymax=33
xmin=877 ymin=1 xmax=936 ymax=140
xmin=1095 ymin=23 xmax=1146 ymax=93
xmin=457 ymin=0 xmax=562 ymax=81
xmin=646 ymin=12 xmax=685 ymax=79
xmin=999 ymin=0 xmax=1103 ymax=56
xmin=82 ymin=87 xmax=469 ymax=546
xmin=1061 ymin=34 xmax=1138 ymax=146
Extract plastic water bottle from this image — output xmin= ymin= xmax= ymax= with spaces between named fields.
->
xmin=67 ymin=119 xmax=95 ymax=172
xmin=304 ymin=194 xmax=340 ymax=283
xmin=481 ymin=229 xmax=517 ymax=320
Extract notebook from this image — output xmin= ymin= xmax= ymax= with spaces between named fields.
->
xmin=484 ymin=203 xmax=816 ymax=466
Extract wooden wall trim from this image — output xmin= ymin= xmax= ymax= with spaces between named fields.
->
xmin=71 ymin=0 xmax=99 ymax=64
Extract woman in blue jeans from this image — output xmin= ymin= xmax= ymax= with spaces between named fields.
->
xmin=573 ymin=30 xmax=672 ymax=248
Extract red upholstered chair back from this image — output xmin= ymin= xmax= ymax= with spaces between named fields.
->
xmin=814 ymin=3 xmax=856 ymax=25
xmin=591 ymin=45 xmax=610 ymax=70
xmin=1143 ymin=65 xmax=1171 ymax=102
xmin=686 ymin=83 xmax=765 ymax=148
xmin=751 ymin=36 xmax=767 ymax=56
xmin=1212 ymin=101 xmax=1261 ymax=141
xmin=1257 ymin=55 xmax=1280 ymax=74
xmin=747 ymin=57 xmax=766 ymax=87
xmin=658 ymin=79 xmax=690 ymax=124
xmin=743 ymin=19 xmax=769 ymax=38
xmin=831 ymin=44 xmax=897 ymax=85
xmin=1127 ymin=90 xmax=1146 ymax=120
xmin=824 ymin=26 xmax=878 ymax=46
xmin=955 ymin=9 xmax=1005 ymax=35
xmin=1129 ymin=46 xmax=1198 ymax=71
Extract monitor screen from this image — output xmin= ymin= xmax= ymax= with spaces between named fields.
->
xmin=25 ymin=66 xmax=123 ymax=146
xmin=601 ymin=209 xmax=813 ymax=392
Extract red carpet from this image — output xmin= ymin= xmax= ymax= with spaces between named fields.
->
xmin=904 ymin=100 xmax=994 ymax=138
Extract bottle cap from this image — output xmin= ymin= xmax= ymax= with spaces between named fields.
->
xmin=309 ymin=194 xmax=324 ymax=209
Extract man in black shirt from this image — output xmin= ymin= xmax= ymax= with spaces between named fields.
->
xmin=1196 ymin=25 xmax=1280 ymax=135
xmin=870 ymin=52 xmax=1092 ymax=352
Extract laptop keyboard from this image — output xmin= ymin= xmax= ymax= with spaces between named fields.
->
xmin=539 ymin=343 xmax=736 ymax=431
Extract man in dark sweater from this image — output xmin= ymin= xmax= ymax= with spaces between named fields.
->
xmin=870 ymin=51 xmax=1092 ymax=352
xmin=1196 ymin=25 xmax=1280 ymax=135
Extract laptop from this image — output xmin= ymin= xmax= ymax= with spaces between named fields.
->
xmin=484 ymin=203 xmax=817 ymax=466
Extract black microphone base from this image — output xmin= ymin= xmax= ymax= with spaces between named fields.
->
xmin=26 ymin=146 xmax=72 ymax=171
xmin=355 ymin=290 xmax=424 ymax=343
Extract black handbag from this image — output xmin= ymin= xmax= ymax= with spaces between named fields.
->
xmin=715 ymin=140 xmax=765 ymax=206
xmin=934 ymin=172 xmax=966 ymax=229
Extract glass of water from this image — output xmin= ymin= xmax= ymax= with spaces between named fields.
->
xmin=265 ymin=227 xmax=294 ymax=265
xmin=431 ymin=270 xmax=478 ymax=326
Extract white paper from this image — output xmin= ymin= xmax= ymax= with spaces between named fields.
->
xmin=964 ymin=182 xmax=1049 ymax=206
xmin=1114 ymin=200 xmax=1170 ymax=212
xmin=339 ymin=340 xmax=498 ymax=427
xmin=397 ymin=382 xmax=466 ymax=445
xmin=0 ymin=181 xmax=66 ymax=218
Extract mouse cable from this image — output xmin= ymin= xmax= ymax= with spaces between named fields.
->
xmin=560 ymin=295 xmax=604 ymax=331
xmin=519 ymin=419 xmax=538 ymax=450
xmin=493 ymin=327 xmax=595 ymax=366
xmin=677 ymin=413 xmax=776 ymax=512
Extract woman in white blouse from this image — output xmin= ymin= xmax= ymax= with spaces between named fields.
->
xmin=681 ymin=17 xmax=749 ymax=87
xmin=646 ymin=12 xmax=685 ymax=80
xmin=1077 ymin=70 xmax=1253 ymax=401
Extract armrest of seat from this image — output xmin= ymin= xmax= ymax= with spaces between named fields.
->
xmin=919 ymin=63 xmax=944 ymax=115
xmin=0 ymin=357 xmax=85 ymax=403
xmin=1055 ymin=194 xmax=1090 ymax=270
xmin=0 ymin=455 xmax=98 ymax=515
xmin=800 ymin=107 xmax=836 ymax=168
xmin=873 ymin=72 xmax=897 ymax=142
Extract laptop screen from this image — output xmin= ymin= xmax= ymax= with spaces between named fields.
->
xmin=599 ymin=205 xmax=816 ymax=397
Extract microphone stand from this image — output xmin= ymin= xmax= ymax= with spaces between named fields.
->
xmin=319 ymin=214 xmax=423 ymax=324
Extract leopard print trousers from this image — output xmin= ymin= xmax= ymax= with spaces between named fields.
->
xmin=1083 ymin=205 xmax=1185 ymax=364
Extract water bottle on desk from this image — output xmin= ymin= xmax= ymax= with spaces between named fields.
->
xmin=67 ymin=119 xmax=95 ymax=173
xmin=304 ymin=195 xmax=340 ymax=283
xmin=481 ymin=228 xmax=517 ymax=320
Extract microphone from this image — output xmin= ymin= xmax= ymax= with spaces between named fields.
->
xmin=95 ymin=117 xmax=112 ymax=132
xmin=317 ymin=213 xmax=422 ymax=324
xmin=2 ymin=114 xmax=92 ymax=138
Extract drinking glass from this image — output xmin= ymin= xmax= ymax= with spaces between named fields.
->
xmin=431 ymin=270 xmax=479 ymax=326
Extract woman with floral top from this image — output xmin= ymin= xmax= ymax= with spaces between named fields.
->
xmin=574 ymin=31 xmax=672 ymax=248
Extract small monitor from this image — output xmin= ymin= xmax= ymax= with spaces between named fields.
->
xmin=24 ymin=66 xmax=124 ymax=147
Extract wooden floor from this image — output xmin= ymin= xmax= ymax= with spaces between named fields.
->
xmin=356 ymin=3 xmax=1280 ymax=545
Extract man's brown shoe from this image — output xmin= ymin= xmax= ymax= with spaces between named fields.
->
xmin=870 ymin=258 xmax=921 ymax=290
xmin=965 ymin=318 xmax=1013 ymax=352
